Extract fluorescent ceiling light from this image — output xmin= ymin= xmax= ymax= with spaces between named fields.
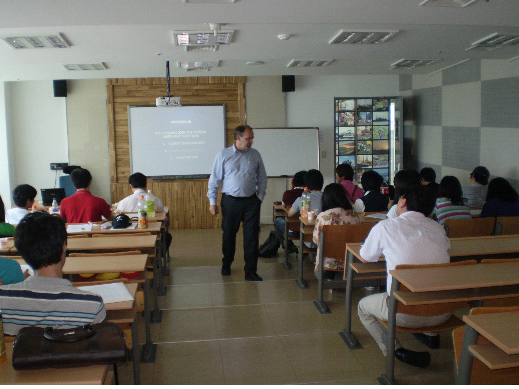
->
xmin=62 ymin=63 xmax=107 ymax=71
xmin=466 ymin=32 xmax=519 ymax=51
xmin=2 ymin=34 xmax=70 ymax=49
xmin=183 ymin=0 xmax=236 ymax=2
xmin=391 ymin=59 xmax=440 ymax=69
xmin=420 ymin=0 xmax=477 ymax=7
xmin=177 ymin=61 xmax=220 ymax=71
xmin=428 ymin=59 xmax=471 ymax=75
xmin=287 ymin=59 xmax=334 ymax=67
xmin=329 ymin=30 xmax=399 ymax=45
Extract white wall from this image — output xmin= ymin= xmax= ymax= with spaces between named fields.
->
xmin=286 ymin=75 xmax=400 ymax=186
xmin=0 ymin=82 xmax=13 ymax=208
xmin=6 ymin=81 xmax=68 ymax=203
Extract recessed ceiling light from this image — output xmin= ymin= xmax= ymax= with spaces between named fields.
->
xmin=329 ymin=30 xmax=399 ymax=45
xmin=183 ymin=0 xmax=236 ymax=2
xmin=177 ymin=61 xmax=220 ymax=71
xmin=277 ymin=34 xmax=291 ymax=41
xmin=246 ymin=61 xmax=265 ymax=65
xmin=391 ymin=59 xmax=440 ymax=69
xmin=420 ymin=0 xmax=477 ymax=7
xmin=2 ymin=34 xmax=70 ymax=49
xmin=287 ymin=59 xmax=333 ymax=67
xmin=62 ymin=63 xmax=107 ymax=71
xmin=466 ymin=32 xmax=519 ymax=51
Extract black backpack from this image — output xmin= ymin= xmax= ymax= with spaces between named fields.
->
xmin=258 ymin=230 xmax=280 ymax=258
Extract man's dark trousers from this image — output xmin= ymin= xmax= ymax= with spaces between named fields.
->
xmin=221 ymin=193 xmax=262 ymax=274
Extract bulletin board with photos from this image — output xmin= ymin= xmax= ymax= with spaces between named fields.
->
xmin=334 ymin=97 xmax=401 ymax=185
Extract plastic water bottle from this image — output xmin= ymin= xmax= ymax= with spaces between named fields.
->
xmin=137 ymin=194 xmax=148 ymax=229
xmin=50 ymin=198 xmax=59 ymax=214
xmin=301 ymin=187 xmax=311 ymax=218
xmin=146 ymin=190 xmax=155 ymax=218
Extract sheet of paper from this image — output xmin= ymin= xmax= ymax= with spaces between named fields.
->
xmin=20 ymin=265 xmax=34 ymax=276
xmin=77 ymin=282 xmax=134 ymax=304
xmin=67 ymin=224 xmax=92 ymax=232
xmin=365 ymin=213 xmax=387 ymax=220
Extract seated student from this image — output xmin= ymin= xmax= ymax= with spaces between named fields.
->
xmin=116 ymin=172 xmax=164 ymax=212
xmin=313 ymin=183 xmax=360 ymax=280
xmin=480 ymin=177 xmax=519 ymax=218
xmin=281 ymin=170 xmax=306 ymax=208
xmin=60 ymin=168 xmax=113 ymax=223
xmin=434 ymin=176 xmax=471 ymax=225
xmin=5 ymin=184 xmax=44 ymax=225
xmin=336 ymin=163 xmax=363 ymax=202
xmin=353 ymin=170 xmax=389 ymax=213
xmin=386 ymin=169 xmax=421 ymax=218
xmin=357 ymin=185 xmax=451 ymax=368
xmin=0 ymin=195 xmax=15 ymax=237
xmin=0 ymin=212 xmax=106 ymax=336
xmin=462 ymin=166 xmax=490 ymax=208
xmin=274 ymin=169 xmax=324 ymax=251
xmin=419 ymin=167 xmax=440 ymax=198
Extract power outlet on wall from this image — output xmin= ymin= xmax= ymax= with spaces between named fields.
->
xmin=50 ymin=162 xmax=68 ymax=170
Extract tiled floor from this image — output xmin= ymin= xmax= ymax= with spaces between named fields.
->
xmin=117 ymin=226 xmax=457 ymax=385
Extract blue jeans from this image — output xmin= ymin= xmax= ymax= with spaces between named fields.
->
xmin=274 ymin=217 xmax=295 ymax=249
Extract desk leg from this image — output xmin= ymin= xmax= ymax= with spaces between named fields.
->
xmin=377 ymin=280 xmax=399 ymax=385
xmin=156 ymin=239 xmax=166 ymax=296
xmin=283 ymin=218 xmax=291 ymax=270
xmin=161 ymin=228 xmax=169 ymax=276
xmin=314 ymin=231 xmax=331 ymax=314
xmin=296 ymin=221 xmax=308 ymax=289
xmin=131 ymin=318 xmax=141 ymax=385
xmin=140 ymin=278 xmax=157 ymax=363
xmin=340 ymin=252 xmax=362 ymax=349
xmin=456 ymin=324 xmax=478 ymax=385
xmin=150 ymin=254 xmax=163 ymax=323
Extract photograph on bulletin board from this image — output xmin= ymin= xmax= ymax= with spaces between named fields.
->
xmin=357 ymin=99 xmax=373 ymax=111
xmin=337 ymin=99 xmax=355 ymax=111
xmin=357 ymin=140 xmax=372 ymax=154
xmin=338 ymin=141 xmax=356 ymax=156
xmin=373 ymin=140 xmax=389 ymax=154
xmin=373 ymin=111 xmax=389 ymax=125
xmin=373 ymin=126 xmax=389 ymax=140
xmin=357 ymin=126 xmax=372 ymax=141
xmin=338 ymin=126 xmax=355 ymax=140
xmin=338 ymin=155 xmax=356 ymax=168
xmin=339 ymin=112 xmax=355 ymax=126
xmin=357 ymin=111 xmax=372 ymax=125
xmin=373 ymin=98 xmax=389 ymax=111
xmin=357 ymin=155 xmax=373 ymax=169
xmin=373 ymin=154 xmax=389 ymax=169
xmin=374 ymin=168 xmax=389 ymax=182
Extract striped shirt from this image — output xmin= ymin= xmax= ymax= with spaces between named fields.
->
xmin=434 ymin=197 xmax=472 ymax=225
xmin=0 ymin=276 xmax=106 ymax=336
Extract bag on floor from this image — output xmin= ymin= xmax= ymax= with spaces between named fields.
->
xmin=258 ymin=230 xmax=280 ymax=258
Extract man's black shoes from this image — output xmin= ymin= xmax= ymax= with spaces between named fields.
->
xmin=221 ymin=266 xmax=231 ymax=276
xmin=413 ymin=333 xmax=440 ymax=349
xmin=245 ymin=273 xmax=263 ymax=281
xmin=394 ymin=347 xmax=431 ymax=368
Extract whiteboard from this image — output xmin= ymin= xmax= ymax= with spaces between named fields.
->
xmin=252 ymin=127 xmax=319 ymax=177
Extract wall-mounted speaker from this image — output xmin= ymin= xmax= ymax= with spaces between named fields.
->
xmin=53 ymin=80 xmax=67 ymax=97
xmin=282 ymin=75 xmax=295 ymax=92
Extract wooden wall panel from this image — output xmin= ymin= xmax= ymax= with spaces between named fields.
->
xmin=107 ymin=77 xmax=245 ymax=229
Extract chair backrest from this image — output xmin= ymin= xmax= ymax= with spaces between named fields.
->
xmin=394 ymin=260 xmax=477 ymax=316
xmin=444 ymin=217 xmax=495 ymax=238
xmin=321 ymin=223 xmax=374 ymax=260
xmin=68 ymin=250 xmax=142 ymax=257
xmin=495 ymin=216 xmax=519 ymax=236
xmin=452 ymin=305 xmax=519 ymax=384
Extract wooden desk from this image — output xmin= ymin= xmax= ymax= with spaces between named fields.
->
xmin=378 ymin=262 xmax=519 ymax=384
xmin=457 ymin=311 xmax=519 ymax=384
xmin=67 ymin=221 xmax=162 ymax=236
xmin=358 ymin=212 xmax=387 ymax=224
xmin=0 ymin=344 xmax=110 ymax=385
xmin=273 ymin=202 xmax=286 ymax=223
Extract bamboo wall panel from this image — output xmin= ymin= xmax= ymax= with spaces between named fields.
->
xmin=107 ymin=77 xmax=245 ymax=229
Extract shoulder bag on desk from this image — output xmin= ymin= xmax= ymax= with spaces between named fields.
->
xmin=12 ymin=322 xmax=127 ymax=370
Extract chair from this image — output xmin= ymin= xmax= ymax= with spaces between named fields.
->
xmin=314 ymin=223 xmax=375 ymax=313
xmin=377 ymin=260 xmax=477 ymax=338
xmin=453 ymin=305 xmax=519 ymax=385
xmin=444 ymin=217 xmax=495 ymax=238
xmin=480 ymin=258 xmax=519 ymax=307
xmin=494 ymin=216 xmax=519 ymax=236
xmin=69 ymin=250 xmax=143 ymax=280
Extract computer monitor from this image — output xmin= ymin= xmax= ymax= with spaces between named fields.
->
xmin=40 ymin=188 xmax=66 ymax=206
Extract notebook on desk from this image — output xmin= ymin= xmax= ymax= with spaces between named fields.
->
xmin=40 ymin=188 xmax=66 ymax=206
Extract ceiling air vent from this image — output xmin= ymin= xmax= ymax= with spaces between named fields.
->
xmin=62 ymin=63 xmax=107 ymax=71
xmin=329 ymin=30 xmax=398 ymax=45
xmin=287 ymin=59 xmax=333 ymax=68
xmin=172 ymin=31 xmax=234 ymax=52
xmin=391 ymin=59 xmax=439 ymax=69
xmin=420 ymin=0 xmax=477 ymax=6
xmin=2 ymin=34 xmax=70 ymax=49
xmin=466 ymin=33 xmax=519 ymax=51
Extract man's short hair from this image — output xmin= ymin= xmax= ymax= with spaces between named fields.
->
xmin=14 ymin=211 xmax=68 ymax=270
xmin=361 ymin=170 xmax=383 ymax=192
xmin=419 ymin=167 xmax=436 ymax=183
xmin=12 ymin=184 xmax=37 ymax=207
xmin=336 ymin=163 xmax=355 ymax=181
xmin=393 ymin=169 xmax=421 ymax=202
xmin=401 ymin=185 xmax=436 ymax=217
xmin=292 ymin=170 xmax=306 ymax=187
xmin=70 ymin=168 xmax=92 ymax=189
xmin=304 ymin=169 xmax=324 ymax=191
xmin=234 ymin=125 xmax=252 ymax=139
xmin=471 ymin=166 xmax=490 ymax=186
xmin=129 ymin=172 xmax=147 ymax=189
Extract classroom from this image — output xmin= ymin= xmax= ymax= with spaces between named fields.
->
xmin=1 ymin=0 xmax=519 ymax=385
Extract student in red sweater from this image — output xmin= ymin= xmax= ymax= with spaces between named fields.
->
xmin=59 ymin=168 xmax=113 ymax=223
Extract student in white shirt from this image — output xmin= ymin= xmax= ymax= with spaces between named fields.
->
xmin=116 ymin=172 xmax=164 ymax=212
xmin=6 ymin=184 xmax=43 ymax=225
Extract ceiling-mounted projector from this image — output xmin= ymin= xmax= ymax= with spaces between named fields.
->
xmin=156 ymin=97 xmax=181 ymax=106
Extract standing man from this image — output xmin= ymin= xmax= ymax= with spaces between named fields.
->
xmin=207 ymin=125 xmax=267 ymax=281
